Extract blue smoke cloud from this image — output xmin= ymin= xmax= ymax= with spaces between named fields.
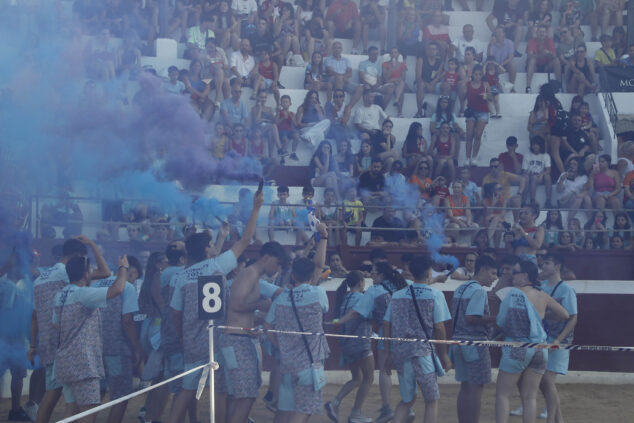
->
xmin=384 ymin=177 xmax=460 ymax=269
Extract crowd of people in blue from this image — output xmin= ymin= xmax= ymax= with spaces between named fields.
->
xmin=1 ymin=0 xmax=631 ymax=421
xmin=0 ymin=187 xmax=581 ymax=423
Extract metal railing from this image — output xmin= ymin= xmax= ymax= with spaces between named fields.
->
xmin=599 ymin=66 xmax=619 ymax=132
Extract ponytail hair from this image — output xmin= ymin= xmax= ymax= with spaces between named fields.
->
xmin=388 ymin=268 xmax=408 ymax=291
xmin=334 ymin=270 xmax=364 ymax=318
xmin=375 ymin=261 xmax=408 ymax=291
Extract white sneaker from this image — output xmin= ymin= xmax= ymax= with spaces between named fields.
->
xmin=510 ymin=406 xmax=523 ymax=416
xmin=351 ymin=47 xmax=361 ymax=55
xmin=538 ymin=408 xmax=548 ymax=419
xmin=349 ymin=412 xmax=373 ymax=423
xmin=23 ymin=401 xmax=38 ymax=422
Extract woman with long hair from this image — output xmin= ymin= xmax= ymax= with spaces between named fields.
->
xmin=355 ymin=139 xmax=375 ymax=176
xmin=482 ymin=182 xmax=507 ymax=248
xmin=611 ymin=212 xmax=633 ymax=248
xmin=296 ymin=89 xmax=330 ymax=146
xmin=588 ymin=154 xmax=622 ymax=211
xmin=540 ymin=210 xmax=564 ymax=247
xmin=325 ymin=271 xmax=374 ymax=423
xmin=305 ymin=51 xmax=333 ymax=101
xmin=335 ymin=262 xmax=408 ymax=422
xmin=401 ymin=122 xmax=431 ymax=168
xmin=527 ymin=94 xmax=550 ymax=141
xmin=336 ymin=139 xmax=354 ymax=176
xmin=462 ymin=64 xmax=491 ymax=164
xmin=137 ymin=252 xmax=170 ymax=423
xmin=310 ymin=140 xmax=339 ymax=197
xmin=183 ymin=59 xmax=215 ymax=120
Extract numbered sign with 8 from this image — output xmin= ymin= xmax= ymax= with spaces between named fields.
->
xmin=198 ymin=274 xmax=226 ymax=320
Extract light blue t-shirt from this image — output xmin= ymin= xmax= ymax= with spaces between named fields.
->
xmin=496 ymin=288 xmax=546 ymax=343
xmin=358 ymin=59 xmax=382 ymax=79
xmin=164 ymin=80 xmax=185 ymax=94
xmin=170 ymin=250 xmax=237 ymax=312
xmin=52 ymin=285 xmax=108 ymax=323
xmin=265 ymin=284 xmax=330 ymax=373
xmin=324 ymin=56 xmax=351 ymax=75
xmin=220 ymin=99 xmax=249 ymax=125
xmin=384 ymin=283 xmax=450 ymax=360
xmin=385 ymin=284 xmax=450 ymax=324
xmin=91 ymin=277 xmax=139 ymax=315
xmin=353 ymin=281 xmax=396 ymax=326
xmin=540 ymin=280 xmax=577 ymax=343
xmin=451 ymin=281 xmax=489 ymax=340
xmin=161 ymin=266 xmax=184 ymax=289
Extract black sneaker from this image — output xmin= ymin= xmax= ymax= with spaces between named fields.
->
xmin=8 ymin=408 xmax=30 ymax=421
xmin=514 ymin=50 xmax=522 ymax=58
xmin=289 ymin=153 xmax=299 ymax=160
xmin=526 ymin=87 xmax=532 ymax=93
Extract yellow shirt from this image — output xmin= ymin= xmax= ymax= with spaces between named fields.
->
xmin=343 ymin=200 xmax=364 ymax=225
xmin=594 ymin=47 xmax=616 ymax=66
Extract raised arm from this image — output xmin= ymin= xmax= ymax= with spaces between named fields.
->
xmin=231 ymin=189 xmax=264 ymax=257
xmin=106 ymin=256 xmax=129 ymax=300
xmin=76 ymin=235 xmax=111 ymax=280
xmin=310 ymin=222 xmax=329 ymax=285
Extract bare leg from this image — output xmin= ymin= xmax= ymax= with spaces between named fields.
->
xmin=377 ymin=348 xmax=392 ymax=409
xmin=166 ymin=389 xmax=196 ymax=423
xmin=227 ymin=398 xmax=256 ymax=423
xmin=472 ymin=120 xmax=487 ymax=158
xmin=540 ymin=371 xmax=563 ymax=423
xmin=36 ymin=387 xmax=63 ymax=423
xmin=495 ymin=370 xmax=522 ymax=423
xmin=106 ymin=401 xmax=128 ymax=423
xmin=353 ymin=355 xmax=375 ymax=411
xmin=520 ymin=369 xmax=544 ymax=423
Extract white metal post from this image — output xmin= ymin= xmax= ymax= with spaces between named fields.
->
xmin=209 ymin=319 xmax=215 ymax=423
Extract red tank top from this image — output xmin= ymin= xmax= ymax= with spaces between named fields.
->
xmin=231 ymin=137 xmax=247 ymax=156
xmin=467 ymin=81 xmax=489 ymax=112
xmin=250 ymin=139 xmax=265 ymax=157
xmin=258 ymin=61 xmax=274 ymax=80
xmin=436 ymin=135 xmax=452 ymax=156
xmin=444 ymin=71 xmax=459 ymax=88
xmin=485 ymin=72 xmax=499 ymax=88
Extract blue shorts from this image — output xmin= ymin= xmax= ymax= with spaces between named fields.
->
xmin=278 ymin=129 xmax=296 ymax=141
xmin=182 ymin=360 xmax=207 ymax=391
xmin=449 ymin=344 xmax=491 ymax=385
xmin=263 ymin=78 xmax=274 ymax=90
xmin=165 ymin=352 xmax=184 ymax=393
xmin=45 ymin=363 xmax=61 ymax=391
xmin=466 ymin=111 xmax=489 ymax=122
xmin=340 ymin=349 xmax=373 ymax=367
xmin=278 ymin=365 xmax=326 ymax=415
xmin=499 ymin=347 xmax=547 ymax=375
xmin=62 ymin=378 xmax=101 ymax=406
xmin=397 ymin=356 xmax=439 ymax=403
xmin=546 ymin=348 xmax=570 ymax=375
xmin=104 ymin=355 xmax=133 ymax=400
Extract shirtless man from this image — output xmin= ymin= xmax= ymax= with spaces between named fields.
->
xmin=165 ymin=189 xmax=263 ymax=423
xmin=223 ymin=241 xmax=289 ymax=423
